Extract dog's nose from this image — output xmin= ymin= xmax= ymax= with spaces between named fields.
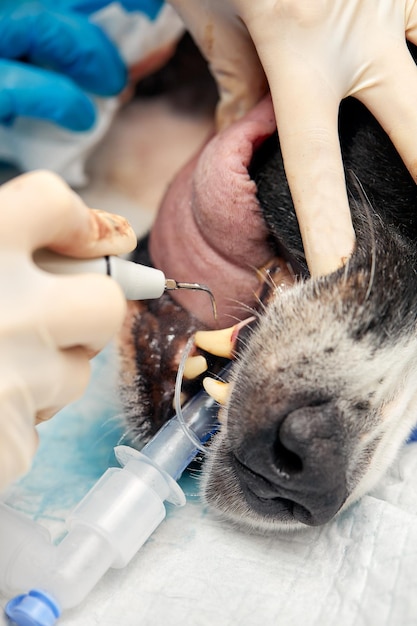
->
xmin=233 ymin=401 xmax=348 ymax=525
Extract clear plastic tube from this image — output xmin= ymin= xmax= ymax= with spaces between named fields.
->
xmin=0 ymin=378 xmax=223 ymax=624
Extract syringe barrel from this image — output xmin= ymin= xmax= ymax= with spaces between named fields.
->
xmin=142 ymin=390 xmax=220 ymax=480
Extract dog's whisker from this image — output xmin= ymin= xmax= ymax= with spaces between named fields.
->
xmin=87 ymin=412 xmax=129 ymax=450
xmin=224 ymin=297 xmax=260 ymax=318
xmin=348 ymin=170 xmax=377 ymax=302
xmin=126 ymin=428 xmax=148 ymax=448
xmin=253 ymin=294 xmax=268 ymax=315
xmin=115 ymin=430 xmax=132 ymax=447
xmin=100 ymin=412 xmax=125 ymax=431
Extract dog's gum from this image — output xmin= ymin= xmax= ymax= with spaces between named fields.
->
xmin=203 ymin=377 xmax=231 ymax=405
xmin=183 ymin=355 xmax=208 ymax=379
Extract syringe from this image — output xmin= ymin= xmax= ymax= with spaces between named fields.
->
xmin=1 ymin=381 xmax=222 ymax=625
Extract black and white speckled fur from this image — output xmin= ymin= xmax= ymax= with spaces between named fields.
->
xmin=201 ymin=88 xmax=417 ymax=531
xmin=122 ymin=44 xmax=417 ymax=533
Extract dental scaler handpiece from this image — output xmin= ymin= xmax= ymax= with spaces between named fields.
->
xmin=34 ymin=250 xmax=217 ymax=317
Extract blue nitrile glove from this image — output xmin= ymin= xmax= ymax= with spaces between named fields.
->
xmin=62 ymin=0 xmax=163 ymax=19
xmin=0 ymin=0 xmax=164 ymax=132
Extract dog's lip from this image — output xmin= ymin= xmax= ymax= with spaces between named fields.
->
xmin=230 ymin=451 xmax=348 ymax=527
xmin=149 ymin=96 xmax=277 ymax=327
xmin=230 ymin=453 xmax=312 ymax=524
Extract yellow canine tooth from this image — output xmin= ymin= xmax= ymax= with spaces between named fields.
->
xmin=203 ymin=377 xmax=231 ymax=405
xmin=194 ymin=317 xmax=255 ymax=358
xmin=183 ymin=355 xmax=208 ymax=380
xmin=195 ymin=325 xmax=237 ymax=358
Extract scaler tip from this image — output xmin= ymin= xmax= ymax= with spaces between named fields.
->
xmin=165 ymin=279 xmax=218 ymax=320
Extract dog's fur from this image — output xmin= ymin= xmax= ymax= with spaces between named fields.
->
xmin=120 ymin=44 xmax=417 ymax=533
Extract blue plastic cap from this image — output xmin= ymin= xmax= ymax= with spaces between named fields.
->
xmin=407 ymin=425 xmax=417 ymax=444
xmin=5 ymin=590 xmax=61 ymax=626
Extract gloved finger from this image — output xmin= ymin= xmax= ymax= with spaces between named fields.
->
xmin=211 ymin=22 xmax=267 ymax=130
xmin=0 ymin=7 xmax=126 ymax=96
xmin=406 ymin=1 xmax=417 ymax=42
xmin=42 ymin=273 xmax=127 ymax=353
xmin=34 ymin=345 xmax=92 ymax=421
xmin=169 ymin=1 xmax=267 ymax=130
xmin=356 ymin=46 xmax=417 ymax=185
xmin=64 ymin=0 xmax=164 ymax=19
xmin=0 ymin=60 xmax=96 ymax=131
xmin=0 ymin=171 xmax=137 ymax=256
xmin=0 ymin=388 xmax=38 ymax=491
xmin=35 ymin=407 xmax=63 ymax=423
xmin=265 ymin=63 xmax=355 ymax=276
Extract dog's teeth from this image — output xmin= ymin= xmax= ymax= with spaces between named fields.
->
xmin=195 ymin=317 xmax=255 ymax=358
xmin=195 ymin=325 xmax=237 ymax=358
xmin=203 ymin=377 xmax=231 ymax=405
xmin=183 ymin=355 xmax=208 ymax=379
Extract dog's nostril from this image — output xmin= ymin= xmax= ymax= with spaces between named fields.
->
xmin=273 ymin=437 xmax=303 ymax=478
xmin=233 ymin=401 xmax=347 ymax=525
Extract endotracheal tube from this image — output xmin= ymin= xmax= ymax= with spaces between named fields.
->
xmin=0 ymin=342 xmax=225 ymax=626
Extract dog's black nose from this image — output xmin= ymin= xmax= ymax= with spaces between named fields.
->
xmin=233 ymin=401 xmax=348 ymax=525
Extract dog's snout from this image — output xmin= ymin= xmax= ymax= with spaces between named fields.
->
xmin=233 ymin=401 xmax=348 ymax=525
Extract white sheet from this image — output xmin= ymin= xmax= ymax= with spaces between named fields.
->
xmin=1 ymin=346 xmax=417 ymax=626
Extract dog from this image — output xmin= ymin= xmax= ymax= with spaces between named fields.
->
xmin=119 ymin=43 xmax=417 ymax=533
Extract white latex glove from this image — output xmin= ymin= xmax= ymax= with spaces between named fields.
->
xmin=0 ymin=170 xmax=137 ymax=491
xmin=169 ymin=0 xmax=417 ymax=276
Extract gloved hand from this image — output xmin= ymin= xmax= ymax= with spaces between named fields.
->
xmin=169 ymin=0 xmax=417 ymax=277
xmin=0 ymin=170 xmax=137 ymax=492
xmin=0 ymin=0 xmax=164 ymax=131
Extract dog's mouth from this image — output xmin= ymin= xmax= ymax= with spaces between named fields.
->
xmin=231 ymin=454 xmax=307 ymax=524
xmin=124 ymin=94 xmax=352 ymax=530
xmin=149 ymin=95 xmax=287 ymax=328
xmin=122 ymin=73 xmax=417 ymax=532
